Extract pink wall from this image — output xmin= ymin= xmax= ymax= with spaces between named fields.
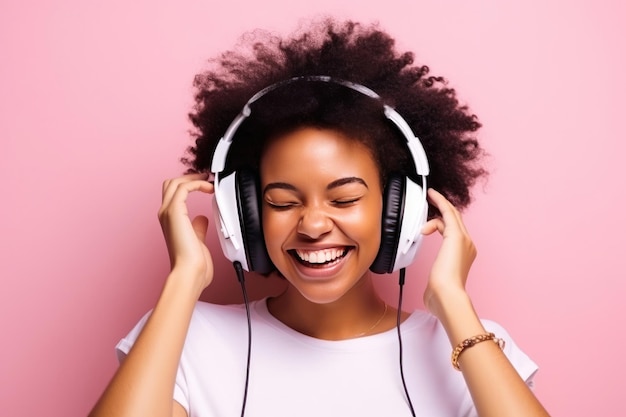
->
xmin=1 ymin=1 xmax=624 ymax=415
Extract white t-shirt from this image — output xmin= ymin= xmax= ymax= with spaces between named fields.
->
xmin=116 ymin=299 xmax=538 ymax=417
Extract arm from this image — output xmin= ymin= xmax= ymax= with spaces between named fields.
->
xmin=421 ymin=189 xmax=550 ymax=417
xmin=89 ymin=174 xmax=214 ymax=417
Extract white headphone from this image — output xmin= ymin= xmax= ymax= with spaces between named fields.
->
xmin=210 ymin=76 xmax=430 ymax=274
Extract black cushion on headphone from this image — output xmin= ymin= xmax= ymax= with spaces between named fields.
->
xmin=370 ymin=175 xmax=406 ymax=274
xmin=235 ymin=169 xmax=274 ymax=274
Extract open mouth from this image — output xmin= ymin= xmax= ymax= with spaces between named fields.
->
xmin=289 ymin=247 xmax=351 ymax=268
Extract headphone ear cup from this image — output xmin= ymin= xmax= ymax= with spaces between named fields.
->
xmin=370 ymin=175 xmax=405 ymax=274
xmin=235 ymin=170 xmax=274 ymax=274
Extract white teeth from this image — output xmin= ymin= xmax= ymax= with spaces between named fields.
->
xmin=295 ymin=248 xmax=345 ymax=264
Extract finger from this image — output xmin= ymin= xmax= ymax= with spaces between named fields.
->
xmin=421 ymin=218 xmax=444 ymax=236
xmin=169 ymin=180 xmax=214 ymax=211
xmin=161 ymin=175 xmax=213 ymax=208
xmin=162 ymin=172 xmax=210 ymax=203
xmin=162 ymin=173 xmax=206 ymax=198
xmin=161 ymin=172 xmax=211 ymax=204
xmin=426 ymin=188 xmax=469 ymax=235
xmin=427 ymin=188 xmax=456 ymax=216
xmin=159 ymin=179 xmax=214 ymax=219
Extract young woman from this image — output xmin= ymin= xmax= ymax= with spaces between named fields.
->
xmin=90 ymin=19 xmax=550 ymax=417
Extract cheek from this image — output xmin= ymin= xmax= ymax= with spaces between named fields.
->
xmin=340 ymin=201 xmax=383 ymax=254
xmin=363 ymin=210 xmax=383 ymax=250
xmin=261 ymin=210 xmax=290 ymax=256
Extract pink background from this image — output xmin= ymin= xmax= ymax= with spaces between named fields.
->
xmin=1 ymin=1 xmax=624 ymax=415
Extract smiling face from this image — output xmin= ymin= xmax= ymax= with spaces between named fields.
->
xmin=260 ymin=127 xmax=383 ymax=304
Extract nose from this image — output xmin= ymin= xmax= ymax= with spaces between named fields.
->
xmin=296 ymin=205 xmax=333 ymax=240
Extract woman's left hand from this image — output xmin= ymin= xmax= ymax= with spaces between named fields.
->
xmin=421 ymin=188 xmax=477 ymax=318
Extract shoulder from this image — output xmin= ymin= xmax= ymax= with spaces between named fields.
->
xmin=184 ymin=300 xmax=252 ymax=336
xmin=191 ymin=300 xmax=248 ymax=322
xmin=185 ymin=299 xmax=259 ymax=337
xmin=403 ymin=308 xmax=524 ymax=344
xmin=115 ymin=300 xmax=259 ymax=361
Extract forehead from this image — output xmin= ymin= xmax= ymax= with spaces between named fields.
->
xmin=259 ymin=127 xmax=380 ymax=185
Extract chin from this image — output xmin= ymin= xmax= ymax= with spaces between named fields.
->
xmin=295 ymin=288 xmax=350 ymax=305
xmin=282 ymin=268 xmax=373 ymax=306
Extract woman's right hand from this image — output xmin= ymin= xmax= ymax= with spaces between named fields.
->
xmin=158 ymin=173 xmax=215 ymax=293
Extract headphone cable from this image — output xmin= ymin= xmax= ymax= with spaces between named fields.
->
xmin=233 ymin=261 xmax=252 ymax=417
xmin=397 ymin=267 xmax=416 ymax=416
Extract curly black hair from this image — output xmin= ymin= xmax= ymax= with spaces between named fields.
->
xmin=183 ymin=18 xmax=487 ymax=213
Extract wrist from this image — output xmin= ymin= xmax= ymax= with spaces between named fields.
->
xmin=166 ymin=267 xmax=208 ymax=301
xmin=426 ymin=283 xmax=469 ymax=319
xmin=429 ymin=288 xmax=486 ymax=347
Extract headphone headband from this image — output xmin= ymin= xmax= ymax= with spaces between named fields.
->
xmin=210 ymin=76 xmax=429 ymax=176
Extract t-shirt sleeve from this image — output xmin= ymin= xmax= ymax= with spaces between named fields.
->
xmin=482 ymin=319 xmax=539 ymax=387
xmin=114 ymin=311 xmax=191 ymax=414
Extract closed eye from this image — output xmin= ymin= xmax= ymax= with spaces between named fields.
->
xmin=331 ymin=197 xmax=361 ymax=207
xmin=265 ymin=200 xmax=299 ymax=210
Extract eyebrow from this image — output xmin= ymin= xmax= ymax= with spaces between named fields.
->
xmin=263 ymin=182 xmax=298 ymax=194
xmin=327 ymin=177 xmax=368 ymax=190
xmin=263 ymin=177 xmax=369 ymax=194
xmin=263 ymin=177 xmax=368 ymax=195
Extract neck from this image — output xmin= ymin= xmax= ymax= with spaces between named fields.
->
xmin=268 ymin=274 xmax=392 ymax=340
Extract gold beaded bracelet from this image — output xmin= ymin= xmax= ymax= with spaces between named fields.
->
xmin=451 ymin=332 xmax=506 ymax=371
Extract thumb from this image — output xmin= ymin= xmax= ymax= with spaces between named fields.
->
xmin=421 ymin=218 xmax=444 ymax=236
xmin=191 ymin=215 xmax=209 ymax=242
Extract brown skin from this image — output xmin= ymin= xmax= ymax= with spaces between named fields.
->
xmin=89 ymin=128 xmax=549 ymax=417
xmin=261 ymin=128 xmax=401 ymax=339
